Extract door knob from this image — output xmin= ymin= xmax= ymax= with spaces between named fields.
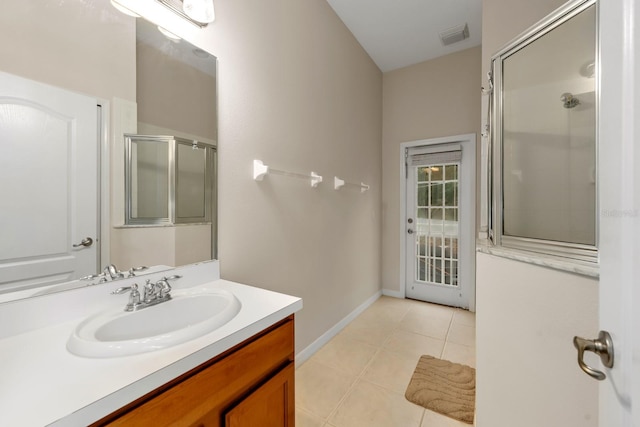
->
xmin=573 ymin=330 xmax=614 ymax=381
xmin=73 ymin=237 xmax=93 ymax=248
xmin=407 ymin=229 xmax=414 ymax=234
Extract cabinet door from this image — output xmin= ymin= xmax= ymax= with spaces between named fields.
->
xmin=225 ymin=363 xmax=295 ymax=427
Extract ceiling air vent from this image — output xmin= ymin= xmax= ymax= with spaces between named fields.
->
xmin=439 ymin=23 xmax=470 ymax=46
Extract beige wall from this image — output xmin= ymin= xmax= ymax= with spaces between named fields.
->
xmin=477 ymin=0 xmax=599 ymax=425
xmin=214 ymin=0 xmax=383 ymax=353
xmin=120 ymin=0 xmax=383 ymax=353
xmin=381 ymin=46 xmax=481 ymax=294
xmin=0 ymin=1 xmax=135 ymax=102
xmin=136 ymin=42 xmax=217 ymax=141
xmin=111 ymin=225 xmax=211 ymax=268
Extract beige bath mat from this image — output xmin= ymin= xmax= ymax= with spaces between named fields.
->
xmin=405 ymin=355 xmax=476 ymax=424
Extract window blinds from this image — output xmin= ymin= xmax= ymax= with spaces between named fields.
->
xmin=408 ymin=149 xmax=462 ymax=166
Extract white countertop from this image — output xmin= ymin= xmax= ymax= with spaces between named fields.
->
xmin=0 ymin=261 xmax=302 ymax=426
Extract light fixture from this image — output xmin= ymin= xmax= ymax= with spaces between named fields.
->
xmin=156 ymin=0 xmax=210 ymax=28
xmin=182 ymin=0 xmax=215 ymax=24
xmin=110 ymin=0 xmax=140 ymax=18
xmin=157 ymin=25 xmax=182 ymax=41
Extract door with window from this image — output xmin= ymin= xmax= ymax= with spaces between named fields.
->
xmin=405 ymin=143 xmax=472 ymax=309
xmin=0 ymin=71 xmax=99 ymax=293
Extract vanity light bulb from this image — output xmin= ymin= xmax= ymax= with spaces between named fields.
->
xmin=183 ymin=0 xmax=215 ymax=24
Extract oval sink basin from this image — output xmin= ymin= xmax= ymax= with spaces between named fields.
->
xmin=67 ymin=288 xmax=241 ymax=358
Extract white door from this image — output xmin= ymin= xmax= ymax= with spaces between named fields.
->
xmin=595 ymin=0 xmax=639 ymax=425
xmin=403 ymin=136 xmax=475 ymax=309
xmin=0 ymin=71 xmax=99 ymax=293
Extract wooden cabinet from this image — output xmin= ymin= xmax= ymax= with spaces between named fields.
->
xmin=94 ymin=316 xmax=295 ymax=427
xmin=225 ymin=363 xmax=294 ymax=426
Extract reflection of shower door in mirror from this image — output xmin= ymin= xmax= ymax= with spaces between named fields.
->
xmin=405 ymin=145 xmax=467 ymax=308
xmin=0 ymin=72 xmax=98 ymax=293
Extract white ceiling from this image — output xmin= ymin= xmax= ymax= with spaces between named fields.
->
xmin=326 ymin=0 xmax=483 ymax=72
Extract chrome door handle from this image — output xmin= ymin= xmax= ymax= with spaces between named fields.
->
xmin=73 ymin=237 xmax=93 ymax=248
xmin=407 ymin=229 xmax=414 ymax=234
xmin=573 ymin=330 xmax=614 ymax=381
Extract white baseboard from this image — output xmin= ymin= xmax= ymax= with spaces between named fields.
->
xmin=295 ymin=290 xmax=382 ymax=367
xmin=382 ymin=288 xmax=404 ymax=299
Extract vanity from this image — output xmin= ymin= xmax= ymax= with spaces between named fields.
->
xmin=101 ymin=316 xmax=294 ymax=426
xmin=0 ymin=261 xmax=302 ymax=426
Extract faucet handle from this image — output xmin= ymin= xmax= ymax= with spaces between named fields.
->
xmin=155 ymin=275 xmax=180 ymax=298
xmin=112 ymin=286 xmax=131 ymax=295
xmin=127 ymin=266 xmax=149 ymax=278
xmin=112 ymin=283 xmax=139 ymax=296
xmin=155 ymin=278 xmax=172 ymax=298
xmin=112 ymin=284 xmax=141 ymax=310
xmin=143 ymin=279 xmax=158 ymax=302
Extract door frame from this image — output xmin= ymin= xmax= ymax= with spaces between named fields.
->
xmin=399 ymin=133 xmax=476 ymax=311
xmin=97 ymin=99 xmax=110 ymax=271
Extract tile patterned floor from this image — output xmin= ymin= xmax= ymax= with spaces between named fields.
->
xmin=295 ymin=296 xmax=476 ymax=427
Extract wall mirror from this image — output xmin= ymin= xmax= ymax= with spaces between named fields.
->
xmin=0 ymin=0 xmax=217 ymax=302
xmin=489 ymin=0 xmax=597 ymax=263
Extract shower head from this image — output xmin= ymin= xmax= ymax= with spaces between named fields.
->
xmin=560 ymin=92 xmax=580 ymax=108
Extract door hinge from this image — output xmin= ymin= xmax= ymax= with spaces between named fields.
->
xmin=404 ymin=149 xmax=409 ymax=179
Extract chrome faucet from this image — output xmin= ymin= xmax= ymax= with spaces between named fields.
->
xmin=112 ymin=275 xmax=182 ymax=312
xmin=127 ymin=266 xmax=149 ymax=277
xmin=112 ymin=283 xmax=142 ymax=311
xmin=104 ymin=264 xmax=125 ymax=280
xmin=80 ymin=264 xmax=147 ymax=284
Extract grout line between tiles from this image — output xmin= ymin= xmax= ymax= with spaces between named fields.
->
xmin=440 ymin=310 xmax=455 ymax=359
xmin=323 ymin=345 xmax=384 ymax=425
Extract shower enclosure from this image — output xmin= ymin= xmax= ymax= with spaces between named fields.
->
xmin=124 ymin=134 xmax=217 ymax=227
xmin=490 ymin=0 xmax=597 ymax=262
